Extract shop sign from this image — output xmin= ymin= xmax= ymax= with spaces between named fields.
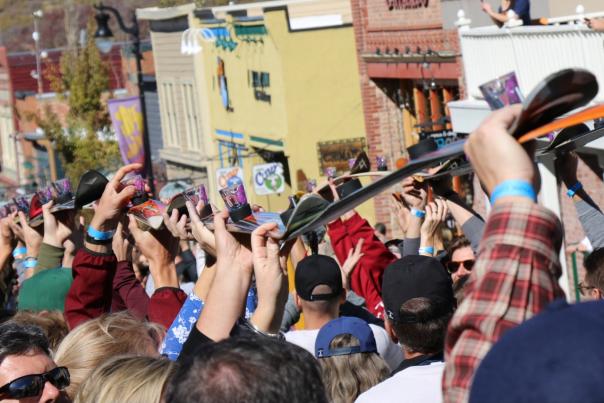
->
xmin=252 ymin=163 xmax=285 ymax=195
xmin=317 ymin=138 xmax=366 ymax=176
xmin=386 ymin=0 xmax=429 ymax=10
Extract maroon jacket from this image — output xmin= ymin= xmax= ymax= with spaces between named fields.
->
xmin=327 ymin=212 xmax=396 ymax=318
xmin=65 ymin=248 xmax=186 ymax=330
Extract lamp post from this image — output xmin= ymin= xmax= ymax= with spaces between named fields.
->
xmin=33 ymin=9 xmax=44 ymax=94
xmin=93 ymin=2 xmax=156 ymax=196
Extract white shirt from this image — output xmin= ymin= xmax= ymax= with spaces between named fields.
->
xmin=285 ymin=324 xmax=403 ymax=371
xmin=355 ymin=361 xmax=445 ymax=403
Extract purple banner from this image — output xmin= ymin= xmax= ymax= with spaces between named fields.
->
xmin=108 ymin=96 xmax=145 ymax=165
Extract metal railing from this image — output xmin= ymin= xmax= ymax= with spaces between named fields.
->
xmin=455 ymin=10 xmax=604 ymax=102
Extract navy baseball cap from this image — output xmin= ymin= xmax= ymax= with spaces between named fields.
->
xmin=295 ymin=255 xmax=343 ymax=301
xmin=382 ymin=255 xmax=454 ymax=323
xmin=315 ymin=317 xmax=377 ymax=358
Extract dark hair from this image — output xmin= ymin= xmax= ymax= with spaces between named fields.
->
xmin=584 ymin=247 xmax=604 ymax=292
xmin=393 ymin=297 xmax=452 ymax=355
xmin=167 ymin=336 xmax=328 ymax=403
xmin=9 ymin=311 xmax=69 ymax=352
xmin=447 ymin=236 xmax=471 ymax=257
xmin=374 ymin=223 xmax=387 ymax=236
xmin=0 ymin=322 xmax=50 ymax=364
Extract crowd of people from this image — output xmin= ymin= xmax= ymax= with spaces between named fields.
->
xmin=1 ymin=108 xmax=604 ymax=402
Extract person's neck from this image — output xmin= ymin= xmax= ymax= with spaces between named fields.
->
xmin=403 ymin=349 xmax=441 ymax=360
xmin=303 ymin=312 xmax=337 ymax=330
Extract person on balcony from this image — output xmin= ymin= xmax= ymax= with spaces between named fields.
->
xmin=481 ymin=0 xmax=531 ymax=27
xmin=587 ymin=18 xmax=604 ymax=32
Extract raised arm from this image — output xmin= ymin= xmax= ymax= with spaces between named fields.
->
xmin=64 ymin=163 xmax=140 ymax=329
xmin=556 ymin=152 xmax=604 ymax=249
xmin=443 ymin=106 xmax=565 ymax=403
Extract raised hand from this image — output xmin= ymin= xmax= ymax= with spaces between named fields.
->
xmin=420 ymin=199 xmax=448 ymax=244
xmin=250 ymin=222 xmax=289 ymax=333
xmin=464 ymin=105 xmax=536 ymax=204
xmin=163 ymin=209 xmax=188 ymax=242
xmin=18 ymin=211 xmax=42 ymax=258
xmin=90 ymin=163 xmax=143 ymax=233
xmin=0 ymin=216 xmax=16 ymax=253
xmin=401 ymin=177 xmax=428 ymax=211
xmin=391 ymin=197 xmax=410 ymax=235
xmin=341 ymin=238 xmax=364 ymax=291
xmin=112 ymin=221 xmax=131 ymax=262
xmin=185 ymin=200 xmax=216 ymax=256
xmin=42 ymin=201 xmax=74 ymax=248
xmin=128 ymin=215 xmax=179 ymax=288
xmin=555 ymin=151 xmax=579 ymax=187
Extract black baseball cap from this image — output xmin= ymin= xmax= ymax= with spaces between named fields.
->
xmin=382 ymin=255 xmax=454 ymax=323
xmin=295 ymin=255 xmax=343 ymax=301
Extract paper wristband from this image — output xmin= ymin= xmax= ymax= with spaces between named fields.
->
xmin=12 ymin=247 xmax=27 ymax=257
xmin=87 ymin=226 xmax=115 ymax=241
xmin=567 ymin=182 xmax=583 ymax=198
xmin=419 ymin=246 xmax=435 ymax=255
xmin=490 ymin=180 xmax=536 ymax=205
xmin=411 ymin=208 xmax=426 ymax=218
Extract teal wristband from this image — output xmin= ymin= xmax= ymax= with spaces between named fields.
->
xmin=87 ymin=226 xmax=115 ymax=241
xmin=490 ymin=180 xmax=536 ymax=205
xmin=567 ymin=182 xmax=582 ymax=198
xmin=419 ymin=246 xmax=434 ymax=255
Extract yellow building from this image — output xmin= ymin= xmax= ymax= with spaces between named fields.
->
xmin=139 ymin=0 xmax=374 ymax=222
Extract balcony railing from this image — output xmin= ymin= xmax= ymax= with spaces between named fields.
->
xmin=459 ymin=24 xmax=604 ymax=101
xmin=449 ymin=9 xmax=604 ymax=134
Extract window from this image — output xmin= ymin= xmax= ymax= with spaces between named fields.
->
xmin=182 ymin=82 xmax=203 ymax=152
xmin=160 ymin=81 xmax=179 ymax=147
xmin=249 ymin=70 xmax=271 ymax=103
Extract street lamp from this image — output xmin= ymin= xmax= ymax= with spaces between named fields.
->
xmin=93 ymin=2 xmax=156 ymax=196
xmin=32 ymin=9 xmax=44 ymax=94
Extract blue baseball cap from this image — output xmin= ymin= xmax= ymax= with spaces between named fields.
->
xmin=315 ymin=317 xmax=377 ymax=358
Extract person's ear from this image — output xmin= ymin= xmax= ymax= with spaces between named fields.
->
xmin=295 ymin=293 xmax=302 ymax=311
xmin=592 ymin=288 xmax=603 ymax=300
xmin=384 ymin=318 xmax=399 ymax=344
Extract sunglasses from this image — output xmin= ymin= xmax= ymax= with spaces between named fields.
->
xmin=0 ymin=367 xmax=70 ymax=399
xmin=447 ymin=259 xmax=475 ymax=273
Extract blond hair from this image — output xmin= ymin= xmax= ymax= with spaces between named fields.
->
xmin=54 ymin=312 xmax=164 ymax=399
xmin=74 ymin=355 xmax=176 ymax=403
xmin=319 ymin=334 xmax=390 ymax=403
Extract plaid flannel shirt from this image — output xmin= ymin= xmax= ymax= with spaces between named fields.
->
xmin=443 ymin=202 xmax=566 ymax=403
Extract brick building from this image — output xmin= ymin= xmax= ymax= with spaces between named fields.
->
xmin=351 ymin=0 xmax=464 ymax=232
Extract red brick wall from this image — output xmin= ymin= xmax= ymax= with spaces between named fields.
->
xmin=351 ymin=0 xmax=463 ymax=232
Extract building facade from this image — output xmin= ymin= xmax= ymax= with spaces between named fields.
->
xmin=350 ymin=0 xmax=464 ymax=233
xmin=140 ymin=0 xmax=375 ymax=221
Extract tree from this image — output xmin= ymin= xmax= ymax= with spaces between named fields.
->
xmin=36 ymin=18 xmax=121 ymax=185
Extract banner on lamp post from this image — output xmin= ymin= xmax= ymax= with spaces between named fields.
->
xmin=108 ymin=96 xmax=145 ymax=166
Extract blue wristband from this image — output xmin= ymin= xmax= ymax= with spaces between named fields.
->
xmin=23 ymin=258 xmax=37 ymax=269
xmin=411 ymin=208 xmax=426 ymax=218
xmin=419 ymin=246 xmax=435 ymax=255
xmin=567 ymin=182 xmax=582 ymax=198
xmin=87 ymin=226 xmax=115 ymax=241
xmin=490 ymin=180 xmax=536 ymax=205
xmin=12 ymin=247 xmax=27 ymax=258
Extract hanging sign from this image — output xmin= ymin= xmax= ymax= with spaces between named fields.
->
xmin=252 ymin=163 xmax=285 ymax=195
xmin=386 ymin=0 xmax=429 ymax=10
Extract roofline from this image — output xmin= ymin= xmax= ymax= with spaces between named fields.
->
xmin=137 ymin=3 xmax=196 ymax=20
xmin=208 ymin=0 xmax=316 ymax=13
